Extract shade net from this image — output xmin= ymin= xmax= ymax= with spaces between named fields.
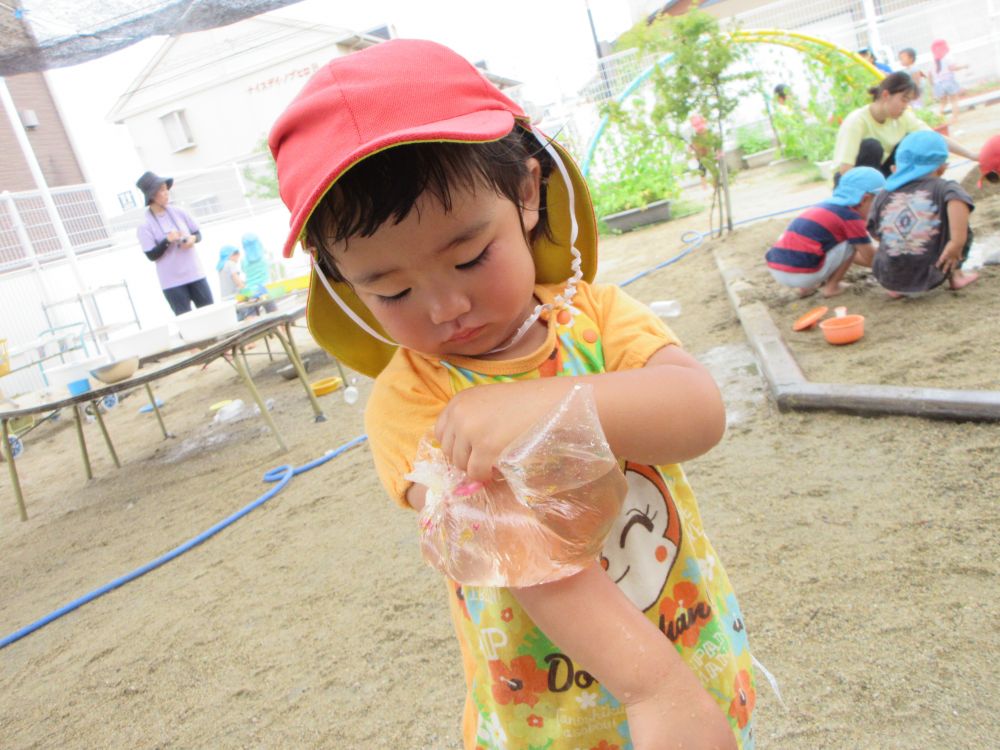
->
xmin=0 ymin=1 xmax=303 ymax=77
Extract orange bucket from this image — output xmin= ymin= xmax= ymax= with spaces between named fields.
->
xmin=819 ymin=314 xmax=865 ymax=345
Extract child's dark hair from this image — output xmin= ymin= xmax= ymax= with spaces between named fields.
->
xmin=868 ymin=72 xmax=920 ymax=101
xmin=306 ymin=126 xmax=553 ymax=282
xmin=899 ymin=47 xmax=916 ymax=61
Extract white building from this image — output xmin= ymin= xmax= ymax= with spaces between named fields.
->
xmin=107 ymin=17 xmax=390 ymax=173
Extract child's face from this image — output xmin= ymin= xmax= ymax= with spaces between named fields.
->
xmin=899 ymin=51 xmax=915 ymax=66
xmin=856 ymin=193 xmax=875 ymax=220
xmin=330 ymin=162 xmax=542 ymax=360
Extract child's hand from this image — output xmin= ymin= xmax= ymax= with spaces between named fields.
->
xmin=936 ymin=243 xmax=963 ymax=275
xmin=434 ymin=379 xmax=571 ymax=482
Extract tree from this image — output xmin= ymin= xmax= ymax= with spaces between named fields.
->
xmin=619 ymin=8 xmax=753 ymax=233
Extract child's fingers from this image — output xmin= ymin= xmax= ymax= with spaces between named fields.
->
xmin=464 ymin=448 xmax=497 ymax=483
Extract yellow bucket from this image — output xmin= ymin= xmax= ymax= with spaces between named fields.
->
xmin=0 ymin=339 xmax=9 ymax=377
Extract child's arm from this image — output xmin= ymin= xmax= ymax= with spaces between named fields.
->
xmin=935 ymin=199 xmax=971 ymax=275
xmin=942 ymin=135 xmax=977 ymax=161
xmin=435 ymin=344 xmax=725 ymax=482
xmin=512 ymin=562 xmax=736 ymax=750
xmin=408 ymin=477 xmax=736 ymax=749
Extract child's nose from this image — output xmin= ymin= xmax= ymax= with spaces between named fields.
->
xmin=428 ymin=286 xmax=471 ymax=325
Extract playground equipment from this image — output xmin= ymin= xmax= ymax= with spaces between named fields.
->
xmin=581 ymin=28 xmax=882 ymax=177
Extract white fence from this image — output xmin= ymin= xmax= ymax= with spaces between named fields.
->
xmin=730 ymin=0 xmax=1000 ymax=85
xmin=0 ymin=174 xmax=309 ymax=398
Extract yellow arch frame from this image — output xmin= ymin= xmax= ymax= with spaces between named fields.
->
xmin=581 ymin=28 xmax=884 ymax=175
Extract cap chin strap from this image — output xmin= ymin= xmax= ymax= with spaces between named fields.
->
xmin=484 ymin=126 xmax=585 ymax=354
xmin=311 ymin=256 xmax=396 ymax=346
xmin=312 ymin=126 xmax=585 ymax=358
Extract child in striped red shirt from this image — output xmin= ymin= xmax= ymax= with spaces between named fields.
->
xmin=765 ymin=166 xmax=885 ymax=298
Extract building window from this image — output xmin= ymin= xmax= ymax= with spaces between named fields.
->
xmin=160 ymin=110 xmax=195 ymax=152
xmin=118 ymin=190 xmax=137 ymax=210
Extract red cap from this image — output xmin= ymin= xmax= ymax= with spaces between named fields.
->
xmin=979 ymin=135 xmax=1000 ymax=187
xmin=269 ymin=39 xmax=523 ymax=259
xmin=266 ymin=39 xmax=597 ymax=377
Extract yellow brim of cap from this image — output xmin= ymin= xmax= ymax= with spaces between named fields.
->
xmin=305 ymin=137 xmax=598 ymax=379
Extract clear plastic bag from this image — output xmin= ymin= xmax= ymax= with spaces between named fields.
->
xmin=406 ymin=384 xmax=627 ymax=587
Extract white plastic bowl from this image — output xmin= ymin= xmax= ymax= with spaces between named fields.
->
xmin=44 ymin=354 xmax=110 ymax=390
xmin=107 ymin=325 xmax=172 ymax=360
xmin=176 ymin=301 xmax=238 ymax=341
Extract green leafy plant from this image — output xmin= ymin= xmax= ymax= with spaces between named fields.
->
xmin=600 ymin=8 xmax=753 ymax=233
xmin=590 ymin=93 xmax=682 ymax=218
xmin=912 ymin=106 xmax=945 ymax=128
xmin=734 ymin=123 xmax=772 ymax=155
xmin=769 ymin=47 xmax=877 ymax=164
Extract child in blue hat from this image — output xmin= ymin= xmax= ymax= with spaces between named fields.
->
xmin=765 ymin=166 xmax=886 ymax=298
xmin=868 ymin=130 xmax=979 ymax=295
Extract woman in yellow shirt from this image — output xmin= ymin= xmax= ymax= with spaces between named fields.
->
xmin=833 ymin=72 xmax=977 ymax=182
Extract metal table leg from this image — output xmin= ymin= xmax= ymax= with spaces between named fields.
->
xmin=232 ymin=345 xmax=288 ymax=453
xmin=273 ymin=325 xmax=325 ymax=422
xmin=1 ymin=418 xmax=28 ymax=521
xmin=144 ymin=383 xmax=173 ymax=439
xmin=91 ymin=399 xmax=121 ymax=468
xmin=73 ymin=404 xmax=94 ymax=480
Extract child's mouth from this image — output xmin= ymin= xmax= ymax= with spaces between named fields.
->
xmin=447 ymin=325 xmax=485 ymax=344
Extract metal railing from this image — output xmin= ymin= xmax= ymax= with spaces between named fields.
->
xmin=1 ymin=156 xmax=280 ymax=274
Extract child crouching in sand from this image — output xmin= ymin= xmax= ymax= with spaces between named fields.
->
xmin=270 ymin=39 xmax=754 ymax=750
xmin=765 ymin=166 xmax=886 ymax=298
xmin=868 ymin=130 xmax=979 ymax=296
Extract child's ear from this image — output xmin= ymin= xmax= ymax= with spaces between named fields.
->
xmin=520 ymin=157 xmax=543 ymax=233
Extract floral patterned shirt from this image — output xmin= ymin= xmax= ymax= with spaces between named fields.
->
xmin=366 ymin=282 xmax=756 ymax=749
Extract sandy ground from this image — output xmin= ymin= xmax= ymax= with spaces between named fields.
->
xmin=1 ymin=107 xmax=998 ymax=749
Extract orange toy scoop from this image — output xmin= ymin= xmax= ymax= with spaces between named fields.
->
xmin=792 ymin=306 xmax=829 ymax=331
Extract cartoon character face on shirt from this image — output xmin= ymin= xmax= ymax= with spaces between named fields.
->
xmin=600 ymin=462 xmax=682 ymax=612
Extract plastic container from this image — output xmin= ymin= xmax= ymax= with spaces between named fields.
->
xmin=107 ymin=325 xmax=171 ymax=360
xmin=44 ymin=354 xmax=110 ymax=390
xmin=0 ymin=338 xmax=9 ymax=376
xmin=311 ymin=376 xmax=342 ymax=396
xmin=650 ymin=299 xmax=682 ymax=318
xmin=90 ymin=356 xmax=140 ymax=384
xmin=213 ymin=399 xmax=246 ymax=423
xmin=819 ymin=314 xmax=865 ymax=345
xmin=67 ymin=378 xmax=91 ymax=397
xmin=175 ymin=301 xmax=238 ymax=341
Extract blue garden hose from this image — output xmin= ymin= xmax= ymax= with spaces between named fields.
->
xmin=3 ymin=186 xmax=933 ymax=651
xmin=0 ymin=435 xmax=367 ymax=649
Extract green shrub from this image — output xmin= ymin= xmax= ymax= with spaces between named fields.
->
xmin=735 ymin=124 xmax=772 ymax=155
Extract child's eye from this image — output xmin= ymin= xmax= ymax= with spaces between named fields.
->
xmin=456 ymin=246 xmax=491 ymax=270
xmin=377 ymin=289 xmax=410 ymax=304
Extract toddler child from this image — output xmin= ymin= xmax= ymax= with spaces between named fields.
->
xmin=868 ymin=130 xmax=978 ymax=294
xmin=765 ymin=166 xmax=886 ymax=298
xmin=216 ymin=245 xmax=245 ymax=300
xmin=270 ymin=39 xmax=754 ymax=750
xmin=930 ymin=39 xmax=967 ymax=124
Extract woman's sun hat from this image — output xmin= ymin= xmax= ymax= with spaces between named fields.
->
xmin=827 ymin=166 xmax=886 ymax=206
xmin=885 ymin=131 xmax=949 ymax=191
xmin=135 ymin=171 xmax=173 ymax=205
xmin=268 ymin=39 xmax=597 ymax=378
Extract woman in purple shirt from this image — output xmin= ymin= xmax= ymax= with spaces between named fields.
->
xmin=135 ymin=171 xmax=214 ymax=315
